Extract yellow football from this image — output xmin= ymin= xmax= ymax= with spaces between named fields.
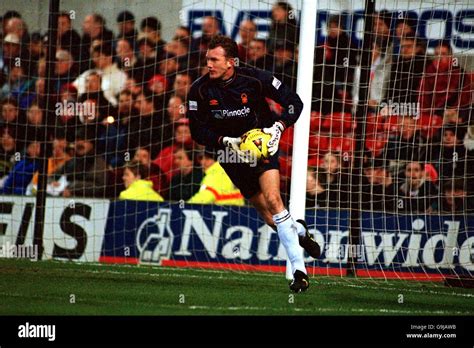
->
xmin=240 ymin=128 xmax=271 ymax=160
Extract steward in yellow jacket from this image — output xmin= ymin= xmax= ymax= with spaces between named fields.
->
xmin=119 ymin=162 xmax=164 ymax=202
xmin=188 ymin=153 xmax=244 ymax=206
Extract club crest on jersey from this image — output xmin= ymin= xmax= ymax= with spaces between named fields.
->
xmin=241 ymin=93 xmax=248 ymax=104
xmin=209 ymin=99 xmax=219 ymax=106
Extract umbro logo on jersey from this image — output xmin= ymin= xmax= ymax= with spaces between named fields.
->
xmin=209 ymin=99 xmax=219 ymax=106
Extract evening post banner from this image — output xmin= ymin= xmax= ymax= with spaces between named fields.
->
xmin=0 ymin=196 xmax=473 ymax=278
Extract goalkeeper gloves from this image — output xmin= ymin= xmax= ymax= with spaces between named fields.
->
xmin=263 ymin=121 xmax=285 ymax=156
xmin=222 ymin=136 xmax=242 ymax=152
xmin=222 ymin=136 xmax=252 ymax=164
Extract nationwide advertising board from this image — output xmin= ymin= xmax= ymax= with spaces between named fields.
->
xmin=2 ymin=196 xmax=472 ymax=280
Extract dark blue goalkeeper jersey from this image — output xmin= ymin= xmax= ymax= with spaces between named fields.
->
xmin=187 ymin=66 xmax=303 ymax=150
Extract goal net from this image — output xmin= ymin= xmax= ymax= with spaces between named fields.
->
xmin=0 ymin=0 xmax=473 ymax=286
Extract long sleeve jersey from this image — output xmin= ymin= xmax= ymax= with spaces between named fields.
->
xmin=187 ymin=66 xmax=303 ymax=149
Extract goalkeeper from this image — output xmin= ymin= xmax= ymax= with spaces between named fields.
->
xmin=187 ymin=35 xmax=320 ymax=292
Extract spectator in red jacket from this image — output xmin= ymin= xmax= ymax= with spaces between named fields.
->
xmin=419 ymin=40 xmax=471 ymax=120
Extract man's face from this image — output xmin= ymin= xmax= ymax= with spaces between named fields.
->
xmin=135 ymin=94 xmax=154 ymax=115
xmin=323 ymin=154 xmax=340 ymax=173
xmin=445 ymin=188 xmax=466 ymax=206
xmin=1 ymin=131 xmax=15 ymax=151
xmin=372 ymin=167 xmax=389 ymax=185
xmin=396 ymin=22 xmax=414 ymax=39
xmin=86 ymin=74 xmax=101 ymax=93
xmin=167 ymin=96 xmax=184 ymax=121
xmin=58 ymin=16 xmax=71 ymax=35
xmin=160 ymin=58 xmax=178 ymax=76
xmin=92 ymin=52 xmax=111 ymax=70
xmin=400 ymin=38 xmax=417 ymax=59
xmin=116 ymin=40 xmax=133 ymax=59
xmin=174 ymin=27 xmax=190 ymax=40
xmin=434 ymin=45 xmax=452 ymax=69
xmin=328 ymin=22 xmax=342 ymax=39
xmin=119 ymin=20 xmax=135 ymax=34
xmin=6 ymin=18 xmax=25 ymax=38
xmin=53 ymin=139 xmax=68 ymax=158
xmin=206 ymin=46 xmax=233 ymax=80
xmin=173 ymin=149 xmax=192 ymax=171
xmin=75 ymin=139 xmax=93 ymax=156
xmin=118 ymin=93 xmax=132 ymax=114
xmin=3 ymin=41 xmax=20 ymax=58
xmin=202 ymin=17 xmax=219 ymax=37
xmin=27 ymin=105 xmax=43 ymax=125
xmin=122 ymin=168 xmax=136 ymax=189
xmin=82 ymin=15 xmax=94 ymax=35
xmin=405 ymin=162 xmax=423 ymax=187
xmin=239 ymin=20 xmax=256 ymax=45
xmin=374 ymin=17 xmax=390 ymax=37
xmin=401 ymin=117 xmax=416 ymax=139
xmin=55 ymin=57 xmax=72 ymax=75
xmin=249 ymin=40 xmax=266 ymax=61
xmin=134 ymin=149 xmax=150 ymax=165
xmin=2 ymin=103 xmax=18 ymax=122
xmin=27 ymin=142 xmax=41 ymax=158
xmin=306 ymin=171 xmax=317 ymax=192
xmin=271 ymin=5 xmax=287 ymax=22
xmin=443 ymin=130 xmax=458 ymax=147
xmin=173 ymin=74 xmax=191 ymax=98
xmin=174 ymin=125 xmax=192 ymax=144
xmin=274 ymin=47 xmax=292 ymax=64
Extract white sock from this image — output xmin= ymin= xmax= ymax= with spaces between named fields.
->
xmin=273 ymin=209 xmax=306 ymax=274
xmin=295 ymin=220 xmax=306 ymax=237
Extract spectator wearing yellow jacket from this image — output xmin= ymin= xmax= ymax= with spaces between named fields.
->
xmin=119 ymin=162 xmax=164 ymax=201
xmin=188 ymin=152 xmax=244 ymax=206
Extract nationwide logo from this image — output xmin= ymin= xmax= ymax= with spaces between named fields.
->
xmin=209 ymin=99 xmax=219 ymax=106
xmin=136 ymin=208 xmax=174 ymax=264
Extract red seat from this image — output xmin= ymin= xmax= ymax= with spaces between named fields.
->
xmin=308 ymin=155 xmax=323 ymax=168
xmin=321 ymin=112 xmax=355 ymax=135
xmin=416 ymin=114 xmax=443 ymax=138
xmin=365 ymin=135 xmax=388 ymax=157
xmin=330 ymin=136 xmax=355 ymax=153
xmin=384 ymin=115 xmax=403 ymax=134
xmin=279 ymin=127 xmax=294 ymax=155
xmin=279 ymin=155 xmax=292 ymax=179
xmin=309 ymin=134 xmax=330 ymax=156
xmin=365 ymin=113 xmax=385 ymax=136
xmin=310 ymin=111 xmax=322 ymax=133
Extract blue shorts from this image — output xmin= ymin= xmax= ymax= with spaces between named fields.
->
xmin=219 ymin=152 xmax=280 ymax=199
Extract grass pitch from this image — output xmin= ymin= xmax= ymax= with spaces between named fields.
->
xmin=1 ymin=258 xmax=473 ymax=315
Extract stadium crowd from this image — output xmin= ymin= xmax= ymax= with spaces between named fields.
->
xmin=0 ymin=2 xmax=473 ymax=213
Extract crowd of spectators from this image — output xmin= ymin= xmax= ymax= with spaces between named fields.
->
xmin=0 ymin=3 xmax=473 ymax=214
